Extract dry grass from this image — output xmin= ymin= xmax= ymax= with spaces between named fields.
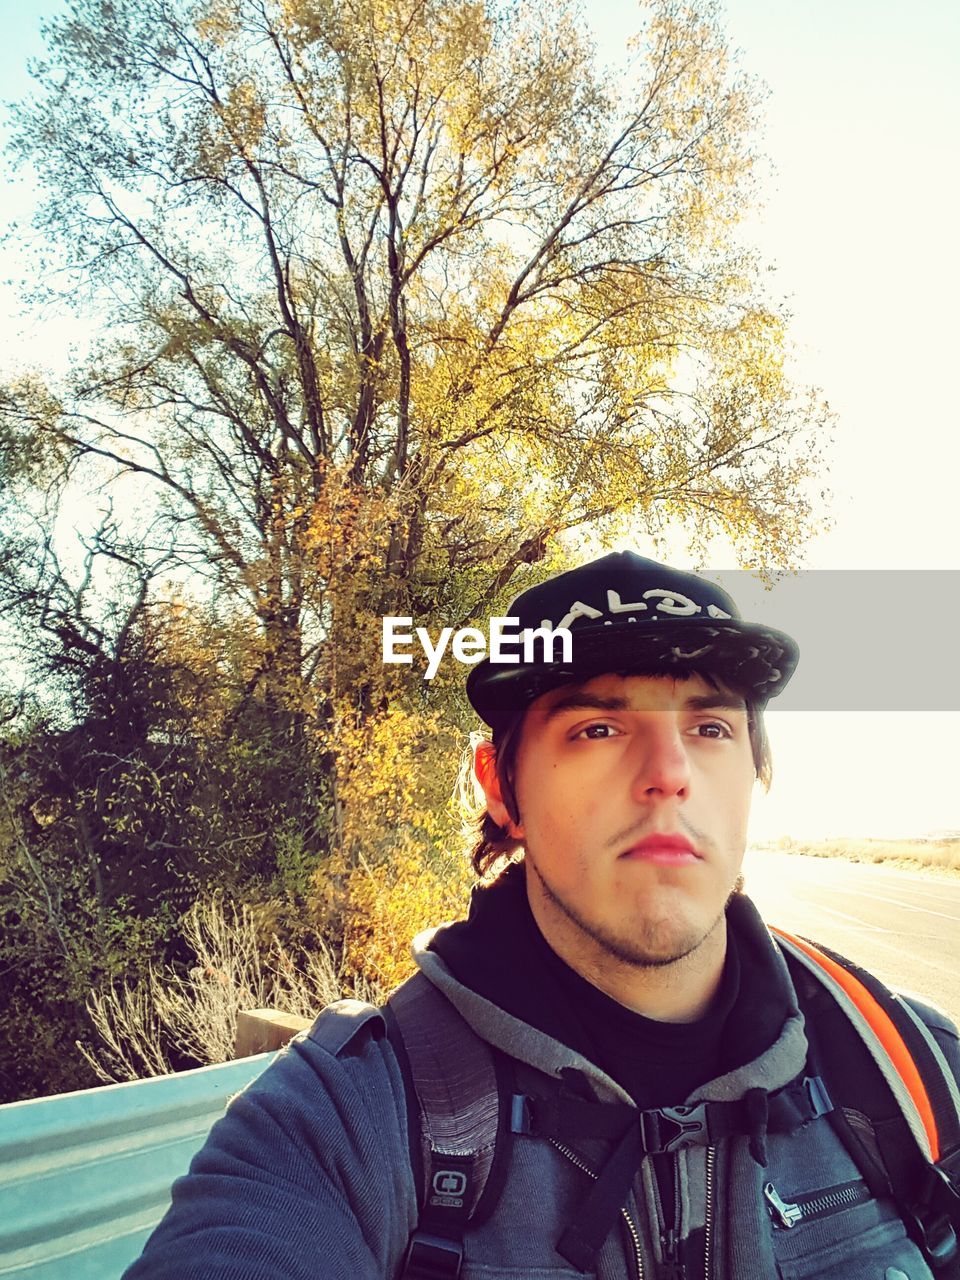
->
xmin=77 ymin=896 xmax=381 ymax=1084
xmin=757 ymin=835 xmax=960 ymax=875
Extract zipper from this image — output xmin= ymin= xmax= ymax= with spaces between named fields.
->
xmin=703 ymin=1146 xmax=716 ymax=1280
xmin=649 ymin=1155 xmax=672 ymax=1273
xmin=763 ymin=1179 xmax=871 ymax=1229
xmin=550 ymin=1138 xmax=645 ymax=1280
xmin=650 ymin=1154 xmax=686 ymax=1280
xmin=652 ymin=1149 xmax=715 ymax=1280
xmin=622 ymin=1203 xmax=645 ymax=1280
xmin=548 ymin=1139 xmax=719 ymax=1280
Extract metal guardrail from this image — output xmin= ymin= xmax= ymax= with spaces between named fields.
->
xmin=0 ymin=1053 xmax=276 ymax=1279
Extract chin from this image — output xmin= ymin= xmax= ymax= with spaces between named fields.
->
xmin=588 ymin=910 xmax=716 ymax=969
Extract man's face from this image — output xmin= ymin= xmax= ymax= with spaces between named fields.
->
xmin=506 ymin=671 xmax=756 ymax=970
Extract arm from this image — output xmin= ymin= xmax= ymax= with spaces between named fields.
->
xmin=123 ymin=1008 xmax=418 ymax=1279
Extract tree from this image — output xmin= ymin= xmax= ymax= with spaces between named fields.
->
xmin=4 ymin=0 xmax=827 ymax=686
xmin=0 ymin=0 xmax=831 ymax=1095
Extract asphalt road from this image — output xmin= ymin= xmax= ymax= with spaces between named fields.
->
xmin=743 ymin=849 xmax=960 ymax=1028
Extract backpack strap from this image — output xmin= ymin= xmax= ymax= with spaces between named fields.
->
xmin=772 ymin=926 xmax=960 ymax=1274
xmin=898 ymin=996 xmax=960 ymax=1147
xmin=383 ymin=936 xmax=960 ymax=1278
xmin=535 ymin=1073 xmax=834 ymax=1273
xmin=383 ymin=965 xmax=834 ymax=1279
xmin=385 ymin=973 xmax=513 ymax=1280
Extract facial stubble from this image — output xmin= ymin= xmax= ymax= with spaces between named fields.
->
xmin=526 ymin=854 xmax=746 ymax=971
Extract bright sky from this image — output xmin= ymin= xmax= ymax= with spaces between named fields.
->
xmin=588 ymin=0 xmax=960 ymax=841
xmin=2 ymin=1 xmax=958 ymax=841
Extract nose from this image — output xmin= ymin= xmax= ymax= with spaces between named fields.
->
xmin=629 ymin=719 xmax=690 ymax=801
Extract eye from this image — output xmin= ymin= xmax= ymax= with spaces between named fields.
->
xmin=574 ymin=722 xmax=623 ymax=740
xmin=693 ymin=721 xmax=732 ymax=740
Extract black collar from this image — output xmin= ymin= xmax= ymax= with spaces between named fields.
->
xmin=429 ymin=860 xmax=791 ymax=1100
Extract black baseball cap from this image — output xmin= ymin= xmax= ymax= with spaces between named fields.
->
xmin=466 ymin=551 xmax=799 ymax=730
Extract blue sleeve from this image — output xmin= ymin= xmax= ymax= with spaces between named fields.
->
xmin=122 ymin=1018 xmax=418 ymax=1279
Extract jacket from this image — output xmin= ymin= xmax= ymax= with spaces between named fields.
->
xmin=124 ymin=892 xmax=960 ymax=1279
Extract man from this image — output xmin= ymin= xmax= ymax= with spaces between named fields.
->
xmin=126 ymin=551 xmax=960 ymax=1280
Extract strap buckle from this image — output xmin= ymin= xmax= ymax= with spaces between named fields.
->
xmin=908 ymin=1206 xmax=957 ymax=1273
xmin=401 ymin=1231 xmax=464 ymax=1280
xmin=639 ymin=1103 xmax=710 ymax=1154
xmin=801 ymin=1075 xmax=833 ymax=1119
xmin=509 ymin=1094 xmax=532 ymax=1134
xmin=905 ymin=1163 xmax=960 ymax=1273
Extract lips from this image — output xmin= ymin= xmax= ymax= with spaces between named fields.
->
xmin=620 ymin=834 xmax=702 ymax=865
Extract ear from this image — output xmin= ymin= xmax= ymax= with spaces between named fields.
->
xmin=474 ymin=740 xmax=524 ymax=839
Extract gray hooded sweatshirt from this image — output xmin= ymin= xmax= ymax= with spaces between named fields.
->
xmin=125 ymin=893 xmax=959 ymax=1280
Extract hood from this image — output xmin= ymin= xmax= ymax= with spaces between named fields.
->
xmin=411 ymin=862 xmax=809 ymax=1107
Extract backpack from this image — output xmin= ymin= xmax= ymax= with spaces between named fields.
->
xmin=376 ymin=927 xmax=960 ymax=1280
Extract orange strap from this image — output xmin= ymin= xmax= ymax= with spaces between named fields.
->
xmin=771 ymin=926 xmax=940 ymax=1162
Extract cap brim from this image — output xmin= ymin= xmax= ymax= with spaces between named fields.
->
xmin=466 ymin=619 xmax=798 ymax=730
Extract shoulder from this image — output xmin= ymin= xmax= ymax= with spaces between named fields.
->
xmin=124 ymin=1001 xmax=417 ymax=1279
xmin=898 ymin=992 xmax=960 ymax=1083
xmin=304 ymin=997 xmax=389 ymax=1058
xmin=898 ymin=993 xmax=960 ymax=1041
xmin=222 ymin=997 xmax=395 ymax=1113
xmin=217 ymin=998 xmax=409 ymax=1170
xmin=772 ymin=931 xmax=960 ymax=1093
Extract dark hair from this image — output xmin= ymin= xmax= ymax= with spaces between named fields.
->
xmin=470 ymin=669 xmax=772 ymax=880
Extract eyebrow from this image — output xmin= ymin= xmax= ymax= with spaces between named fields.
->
xmin=542 ymin=690 xmax=747 ymax=722
xmin=685 ymin=693 xmax=748 ymax=712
